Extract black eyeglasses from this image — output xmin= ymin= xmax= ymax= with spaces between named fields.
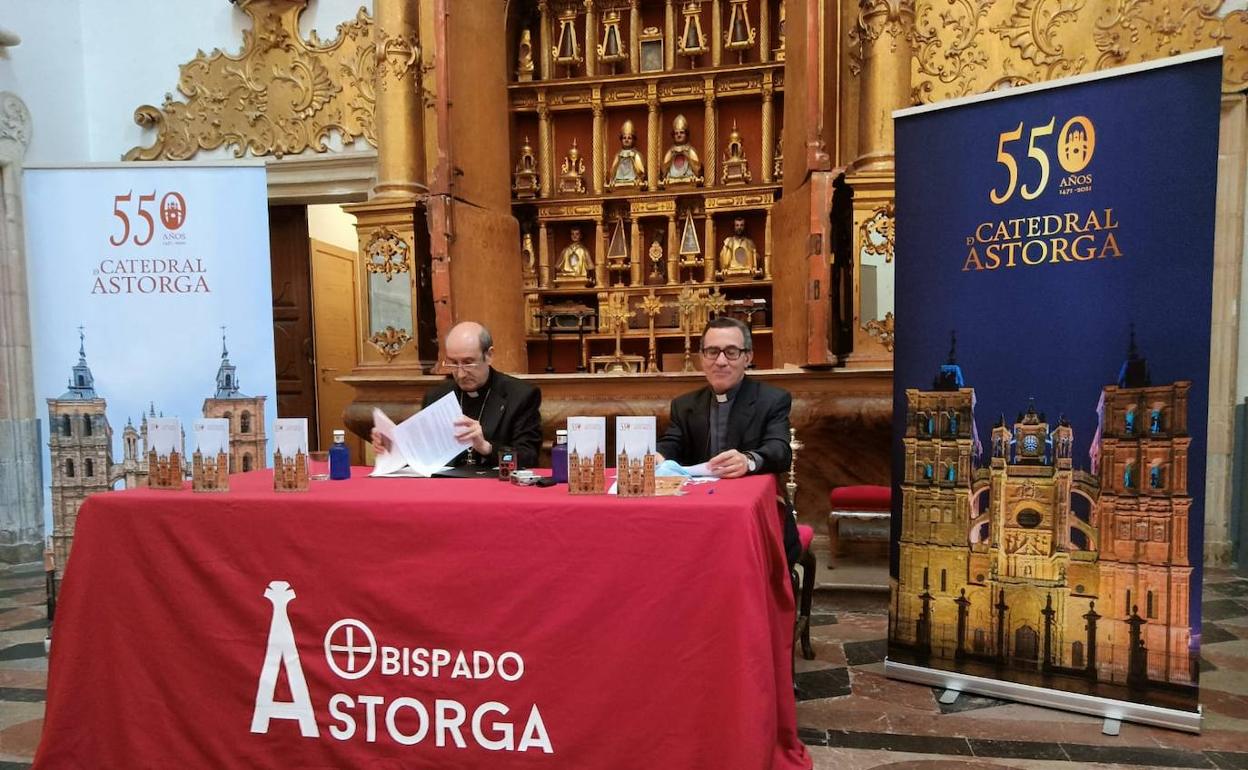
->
xmin=700 ymin=346 xmax=749 ymax=361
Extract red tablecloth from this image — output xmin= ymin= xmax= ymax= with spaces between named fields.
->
xmin=35 ymin=470 xmax=811 ymax=770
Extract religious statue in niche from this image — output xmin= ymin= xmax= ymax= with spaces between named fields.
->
xmin=718 ymin=216 xmax=760 ymax=280
xmin=677 ymin=209 xmax=703 ymax=281
xmin=773 ymin=136 xmax=784 ymax=181
xmin=606 ymin=120 xmax=645 ymax=190
xmin=558 ymin=139 xmax=587 ymax=195
xmin=598 ymin=9 xmax=627 ymax=73
xmin=521 ymin=229 xmax=538 ymax=288
xmin=517 ymin=29 xmax=535 ymax=81
xmin=660 ymin=114 xmax=703 ymax=188
xmin=555 ymin=226 xmax=594 ymax=287
xmin=721 ymin=120 xmax=752 ymax=185
xmin=723 ymin=0 xmax=756 ymax=63
xmin=677 ymin=0 xmax=708 ymax=64
xmin=512 ymin=136 xmax=540 ymax=199
xmin=552 ymin=5 xmax=583 ymax=73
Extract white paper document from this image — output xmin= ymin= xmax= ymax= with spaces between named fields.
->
xmin=147 ymin=417 xmax=182 ymax=457
xmin=370 ymin=393 xmax=471 ymax=478
xmin=273 ymin=418 xmax=308 ymax=456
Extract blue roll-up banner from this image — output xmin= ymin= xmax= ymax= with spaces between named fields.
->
xmin=889 ymin=51 xmax=1222 ymax=731
xmin=24 ymin=162 xmax=277 ymax=574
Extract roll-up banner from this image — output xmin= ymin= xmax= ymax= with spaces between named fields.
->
xmin=889 ymin=50 xmax=1222 ymax=732
xmin=25 ymin=162 xmax=277 ymax=572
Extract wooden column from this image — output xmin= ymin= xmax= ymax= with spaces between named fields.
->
xmin=585 ymin=0 xmax=598 ymax=77
xmin=373 ymin=0 xmax=426 ymax=199
xmin=763 ymin=208 xmax=773 ymax=278
xmin=539 ymin=221 xmax=552 ymax=287
xmin=647 ymin=87 xmax=661 ymax=192
xmin=666 ymin=212 xmax=679 ymax=284
xmin=629 ymin=0 xmax=641 ymax=73
xmin=703 ymin=215 xmax=716 ymax=282
xmin=761 ymin=72 xmax=775 ymax=183
xmin=853 ymin=0 xmax=915 ymax=172
xmin=538 ymin=99 xmax=553 ymax=199
xmin=665 ymin=0 xmax=676 ymax=70
xmin=592 ymin=97 xmax=605 ymax=195
xmin=703 ymin=77 xmax=717 ymax=187
xmin=630 ymin=217 xmax=643 ymax=285
xmin=711 ymin=0 xmax=722 ymax=67
xmin=539 ymin=0 xmax=553 ymax=80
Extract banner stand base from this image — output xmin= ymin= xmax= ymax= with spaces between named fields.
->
xmin=884 ymin=658 xmax=1202 ymax=734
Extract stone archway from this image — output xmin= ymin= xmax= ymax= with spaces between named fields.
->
xmin=1014 ymin=625 xmax=1039 ymax=661
xmin=0 ymin=92 xmax=42 ymax=563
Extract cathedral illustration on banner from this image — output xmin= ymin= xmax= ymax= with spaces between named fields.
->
xmin=891 ymin=332 xmax=1197 ymax=707
xmin=46 ymin=329 xmax=266 ymax=574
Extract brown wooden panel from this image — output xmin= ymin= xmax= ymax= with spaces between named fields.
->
xmin=268 ymin=205 xmax=319 ymax=448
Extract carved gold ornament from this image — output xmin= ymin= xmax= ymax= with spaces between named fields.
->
xmin=864 ymin=312 xmax=896 ymax=353
xmin=850 ymin=0 xmax=919 ymax=76
xmin=911 ymin=0 xmax=1248 ymax=104
xmin=370 ymin=326 xmax=411 ymax=363
xmin=860 ymin=204 xmax=896 ymax=263
xmin=124 ymin=0 xmax=376 ymax=161
xmin=364 ymin=227 xmax=411 ymax=281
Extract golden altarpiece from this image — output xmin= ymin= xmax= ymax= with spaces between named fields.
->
xmin=119 ymin=0 xmax=1248 ymax=548
xmin=510 ymin=0 xmax=785 ymax=374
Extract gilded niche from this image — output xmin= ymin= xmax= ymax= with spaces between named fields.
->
xmin=911 ymin=0 xmax=1248 ymax=103
xmin=124 ymin=0 xmax=377 ymax=161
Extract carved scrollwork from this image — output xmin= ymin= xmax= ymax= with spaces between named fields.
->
xmin=912 ymin=0 xmax=992 ymax=100
xmin=1093 ymin=0 xmax=1248 ymax=89
xmin=377 ymin=31 xmax=421 ymax=87
xmin=912 ymin=0 xmax=1248 ymax=104
xmin=850 ymin=0 xmax=919 ymax=76
xmin=124 ymin=2 xmax=376 ymax=160
xmin=364 ymin=226 xmax=411 ymax=281
xmin=369 ymin=326 xmax=412 ymax=362
xmin=864 ymin=311 xmax=896 ymax=352
xmin=860 ymin=203 xmax=896 ymax=263
xmin=0 ymin=92 xmax=31 ymax=150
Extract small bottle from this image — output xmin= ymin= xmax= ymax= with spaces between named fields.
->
xmin=329 ymin=430 xmax=351 ymax=480
xmin=551 ymin=429 xmax=569 ymax=484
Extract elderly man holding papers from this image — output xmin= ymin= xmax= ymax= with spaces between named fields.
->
xmin=372 ymin=321 xmax=543 ymax=469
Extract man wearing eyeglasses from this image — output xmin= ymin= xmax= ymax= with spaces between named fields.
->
xmin=371 ymin=321 xmax=543 ymax=468
xmin=657 ymin=316 xmax=799 ymax=563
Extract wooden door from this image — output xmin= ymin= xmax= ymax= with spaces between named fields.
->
xmin=268 ymin=205 xmax=319 ymax=448
xmin=311 ymin=239 xmax=364 ymax=460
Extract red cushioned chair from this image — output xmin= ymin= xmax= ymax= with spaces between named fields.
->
xmin=827 ymin=485 xmax=892 ymax=569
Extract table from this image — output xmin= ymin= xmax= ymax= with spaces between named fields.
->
xmin=35 ymin=470 xmax=812 ymax=769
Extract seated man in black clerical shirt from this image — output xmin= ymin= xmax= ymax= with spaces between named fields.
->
xmin=371 ymin=321 xmax=543 ymax=468
xmin=657 ymin=316 xmax=800 ymax=564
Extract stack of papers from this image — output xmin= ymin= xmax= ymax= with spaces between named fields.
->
xmin=370 ymin=393 xmax=472 ymax=478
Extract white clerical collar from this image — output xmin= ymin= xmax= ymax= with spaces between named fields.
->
xmin=715 ymin=393 xmax=729 ymax=403
xmin=466 ymin=390 xmax=481 ymax=398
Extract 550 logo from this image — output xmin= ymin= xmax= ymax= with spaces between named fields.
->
xmin=108 ymin=190 xmax=186 ymax=247
xmin=989 ymin=115 xmax=1096 ymax=204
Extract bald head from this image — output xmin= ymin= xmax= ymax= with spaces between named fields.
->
xmin=443 ymin=321 xmax=495 ymax=391
xmin=446 ymin=321 xmax=493 ymax=357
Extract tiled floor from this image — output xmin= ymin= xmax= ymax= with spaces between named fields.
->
xmin=5 ymin=560 xmax=1248 ymax=768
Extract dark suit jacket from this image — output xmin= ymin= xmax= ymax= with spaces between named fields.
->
xmin=657 ymin=376 xmax=793 ymax=474
xmin=422 ymin=369 xmax=543 ymax=468
xmin=657 ymin=376 xmax=800 ymax=564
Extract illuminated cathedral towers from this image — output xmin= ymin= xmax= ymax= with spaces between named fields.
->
xmin=892 ymin=330 xmax=1196 ymax=692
